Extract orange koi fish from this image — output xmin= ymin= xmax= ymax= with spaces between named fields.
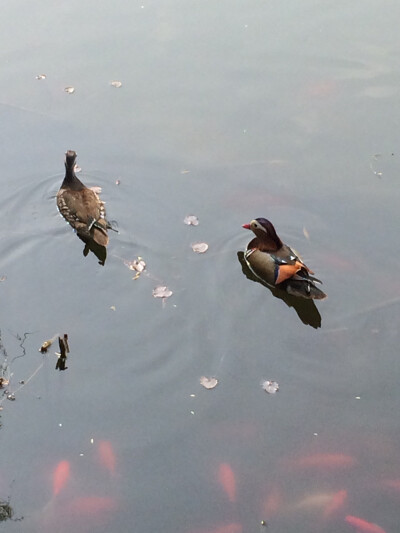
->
xmin=293 ymin=453 xmax=355 ymax=470
xmin=217 ymin=463 xmax=236 ymax=503
xmin=52 ymin=460 xmax=70 ymax=496
xmin=382 ymin=479 xmax=400 ymax=491
xmin=98 ymin=440 xmax=116 ymax=476
xmin=262 ymin=486 xmax=282 ymax=518
xmin=190 ymin=523 xmax=242 ymax=533
xmin=67 ymin=496 xmax=117 ymax=515
xmin=345 ymin=515 xmax=386 ymax=533
xmin=323 ymin=489 xmax=347 ymax=518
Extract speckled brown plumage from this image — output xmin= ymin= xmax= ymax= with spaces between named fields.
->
xmin=56 ymin=151 xmax=109 ymax=247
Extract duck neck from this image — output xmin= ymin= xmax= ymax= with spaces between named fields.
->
xmin=63 ymin=162 xmax=85 ymax=190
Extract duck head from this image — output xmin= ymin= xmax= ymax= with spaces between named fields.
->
xmin=64 ymin=150 xmax=77 ymax=176
xmin=242 ymin=218 xmax=283 ymax=251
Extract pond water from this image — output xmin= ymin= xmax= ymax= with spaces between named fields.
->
xmin=1 ymin=1 xmax=400 ymax=532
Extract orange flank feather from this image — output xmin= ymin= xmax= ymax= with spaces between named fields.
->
xmin=52 ymin=460 xmax=70 ymax=496
xmin=275 ymin=262 xmax=304 ymax=283
xmin=217 ymin=463 xmax=237 ymax=503
xmin=323 ymin=489 xmax=347 ymax=518
xmin=97 ymin=440 xmax=116 ymax=476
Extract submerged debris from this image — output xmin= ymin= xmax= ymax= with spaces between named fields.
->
xmin=191 ymin=242 xmax=208 ymax=254
xmin=64 ymin=86 xmax=75 ymax=94
xmin=184 ymin=215 xmax=199 ymax=226
xmin=200 ymin=376 xmax=218 ymax=390
xmin=152 ymin=286 xmax=173 ymax=299
xmin=262 ymin=380 xmax=279 ymax=394
xmin=55 ymin=334 xmax=69 ymax=371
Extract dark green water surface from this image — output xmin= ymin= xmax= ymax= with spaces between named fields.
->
xmin=0 ymin=1 xmax=400 ymax=532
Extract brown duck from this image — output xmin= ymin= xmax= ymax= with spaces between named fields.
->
xmin=243 ymin=218 xmax=326 ymax=300
xmin=57 ymin=151 xmax=110 ymax=247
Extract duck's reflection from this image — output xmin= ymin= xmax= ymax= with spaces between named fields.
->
xmin=79 ymin=235 xmax=107 ymax=266
xmin=238 ymin=251 xmax=322 ymax=329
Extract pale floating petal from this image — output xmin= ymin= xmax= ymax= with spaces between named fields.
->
xmin=184 ymin=215 xmax=199 ymax=226
xmin=39 ymin=339 xmax=53 ymax=353
xmin=110 ymin=306 xmax=116 ymax=311
xmin=74 ymin=165 xmax=81 ymax=173
xmin=115 ymin=179 xmax=121 ymax=185
xmin=262 ymin=380 xmax=279 ymax=394
xmin=125 ymin=258 xmax=146 ymax=273
xmin=152 ymin=286 xmax=173 ymax=299
xmin=200 ymin=376 xmax=218 ymax=389
xmin=191 ymin=242 xmax=208 ymax=253
xmin=181 ymin=169 xmax=190 ymax=174
xmin=36 ymin=74 xmax=46 ymax=80
xmin=64 ymin=86 xmax=75 ymax=94
xmin=0 ymin=378 xmax=9 ymax=388
xmin=111 ymin=80 xmax=122 ymax=88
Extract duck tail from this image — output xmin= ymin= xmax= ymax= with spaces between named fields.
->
xmin=86 ymin=216 xmax=109 ymax=246
xmin=286 ymin=280 xmax=327 ymax=300
xmin=284 ymin=269 xmax=327 ymax=300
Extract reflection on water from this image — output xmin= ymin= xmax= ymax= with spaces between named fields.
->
xmin=80 ymin=236 xmax=107 ymax=265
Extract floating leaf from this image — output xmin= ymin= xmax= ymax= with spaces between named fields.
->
xmin=152 ymin=286 xmax=173 ymax=299
xmin=262 ymin=380 xmax=279 ymax=394
xmin=36 ymin=74 xmax=46 ymax=80
xmin=200 ymin=376 xmax=218 ymax=389
xmin=191 ymin=242 xmax=208 ymax=254
xmin=111 ymin=80 xmax=122 ymax=88
xmin=64 ymin=86 xmax=75 ymax=94
xmin=184 ymin=215 xmax=199 ymax=226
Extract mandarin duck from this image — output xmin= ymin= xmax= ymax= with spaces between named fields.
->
xmin=243 ymin=218 xmax=326 ymax=300
xmin=57 ymin=151 xmax=110 ymax=247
